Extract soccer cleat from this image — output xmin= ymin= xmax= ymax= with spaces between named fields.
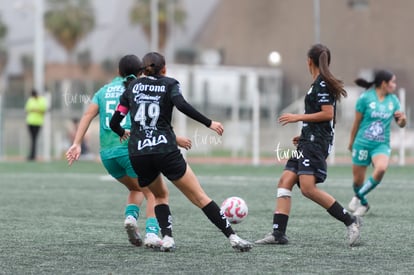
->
xmin=229 ymin=234 xmax=253 ymax=252
xmin=160 ymin=235 xmax=176 ymax=252
xmin=347 ymin=215 xmax=362 ymax=246
xmin=255 ymin=231 xmax=289 ymax=245
xmin=124 ymin=216 xmax=143 ymax=246
xmin=348 ymin=196 xmax=361 ymax=212
xmin=353 ymin=204 xmax=370 ymax=216
xmin=144 ymin=232 xmax=162 ymax=248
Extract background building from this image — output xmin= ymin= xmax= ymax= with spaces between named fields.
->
xmin=0 ymin=0 xmax=412 ymax=163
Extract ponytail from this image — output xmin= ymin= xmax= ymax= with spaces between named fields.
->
xmin=142 ymin=52 xmax=165 ymax=76
xmin=354 ymin=78 xmax=374 ymax=89
xmin=308 ymin=44 xmax=347 ymax=101
xmin=355 ymin=69 xmax=394 ymax=90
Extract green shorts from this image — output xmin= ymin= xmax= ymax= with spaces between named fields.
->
xmin=351 ymin=143 xmax=391 ymax=166
xmin=101 ymin=155 xmax=137 ymax=179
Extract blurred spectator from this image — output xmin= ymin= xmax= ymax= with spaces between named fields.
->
xmin=25 ymin=89 xmax=47 ymax=161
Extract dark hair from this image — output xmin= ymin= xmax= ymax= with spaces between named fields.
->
xmin=142 ymin=52 xmax=165 ymax=76
xmin=118 ymin=54 xmax=142 ymax=89
xmin=354 ymin=69 xmax=394 ymax=89
xmin=31 ymin=89 xmax=38 ymax=97
xmin=307 ymin=44 xmax=347 ymax=101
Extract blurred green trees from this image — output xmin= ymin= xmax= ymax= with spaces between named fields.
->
xmin=44 ymin=0 xmax=95 ymax=62
xmin=0 ymin=14 xmax=8 ymax=74
xmin=130 ymin=0 xmax=186 ymax=50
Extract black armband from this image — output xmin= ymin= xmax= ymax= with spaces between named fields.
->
xmin=110 ymin=111 xmax=126 ymax=137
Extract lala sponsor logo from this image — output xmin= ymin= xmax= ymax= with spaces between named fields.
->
xmin=137 ymin=135 xmax=168 ymax=150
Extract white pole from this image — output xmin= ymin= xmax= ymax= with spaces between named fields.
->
xmin=166 ymin=0 xmax=175 ymax=63
xmin=313 ymin=0 xmax=320 ymax=43
xmin=150 ymin=0 xmax=159 ymax=52
xmin=34 ymin=0 xmax=51 ymax=161
xmin=43 ymin=91 xmax=51 ymax=161
xmin=34 ymin=0 xmax=44 ymax=94
xmin=250 ymin=73 xmax=260 ymax=166
xmin=399 ymin=88 xmax=406 ymax=166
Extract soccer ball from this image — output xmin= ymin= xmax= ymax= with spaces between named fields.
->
xmin=220 ymin=196 xmax=248 ymax=224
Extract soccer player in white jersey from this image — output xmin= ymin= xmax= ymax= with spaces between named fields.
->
xmin=66 ymin=55 xmax=191 ymax=247
xmin=348 ymin=70 xmax=407 ymax=216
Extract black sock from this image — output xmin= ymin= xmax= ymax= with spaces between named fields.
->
xmin=327 ymin=201 xmax=354 ymax=226
xmin=202 ymin=200 xmax=235 ymax=238
xmin=273 ymin=213 xmax=289 ymax=234
xmin=154 ymin=204 xmax=173 ymax=237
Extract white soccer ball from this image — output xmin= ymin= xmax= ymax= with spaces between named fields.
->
xmin=220 ymin=196 xmax=248 ymax=224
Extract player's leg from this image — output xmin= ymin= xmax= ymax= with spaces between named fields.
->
xmin=145 ymin=175 xmax=175 ymax=251
xmin=171 ymin=165 xmax=252 ymax=252
xmin=122 ymin=155 xmax=161 ymax=246
xmin=349 ymin=145 xmax=370 ymax=212
xmin=129 ymin=154 xmax=174 ymax=251
xmin=158 ymin=150 xmax=251 ymax=252
xmin=115 ymin=175 xmax=145 ymax=246
xmin=354 ymin=153 xmax=390 ymax=216
xmin=256 ymin=170 xmax=297 ymax=245
xmin=348 ymin=164 xmax=367 ymax=211
xmin=139 ymin=187 xmax=162 ymax=247
xmin=299 ymin=174 xmax=361 ymax=246
xmin=102 ymin=157 xmax=145 ymax=246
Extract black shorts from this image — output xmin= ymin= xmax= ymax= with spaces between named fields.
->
xmin=129 ymin=149 xmax=187 ymax=187
xmin=284 ymin=142 xmax=329 ymax=184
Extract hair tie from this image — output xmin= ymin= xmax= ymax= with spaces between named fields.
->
xmin=123 ymin=74 xmax=137 ymax=81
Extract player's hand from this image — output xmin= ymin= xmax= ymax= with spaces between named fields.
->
xmin=347 ymin=143 xmax=352 ymax=152
xmin=176 ymin=136 xmax=192 ymax=150
xmin=278 ymin=113 xmax=299 ymax=126
xmin=292 ymin=136 xmax=300 ymax=146
xmin=394 ymin=111 xmax=406 ymax=126
xmin=66 ymin=144 xmax=81 ymax=166
xmin=120 ymin=129 xmax=130 ymax=142
xmin=210 ymin=121 xmax=224 ymax=136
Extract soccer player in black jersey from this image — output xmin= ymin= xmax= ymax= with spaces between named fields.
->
xmin=256 ymin=44 xmax=362 ymax=246
xmin=110 ymin=52 xmax=252 ymax=252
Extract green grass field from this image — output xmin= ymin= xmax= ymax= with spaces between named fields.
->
xmin=0 ymin=161 xmax=413 ymax=274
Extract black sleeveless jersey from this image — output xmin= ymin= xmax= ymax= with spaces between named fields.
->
xmin=299 ymin=75 xmax=336 ymax=149
xmin=119 ymin=75 xmax=182 ymax=156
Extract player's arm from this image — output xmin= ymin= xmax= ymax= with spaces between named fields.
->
xmin=66 ymin=103 xmax=99 ymax=165
xmin=348 ymin=111 xmax=363 ymax=151
xmin=278 ymin=105 xmax=333 ymax=125
xmin=109 ymin=105 xmax=127 ymax=138
xmin=172 ymin=94 xmax=224 ymax=136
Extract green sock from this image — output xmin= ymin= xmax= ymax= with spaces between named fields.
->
xmin=125 ymin=204 xmax=140 ymax=220
xmin=353 ymin=183 xmax=367 ymax=205
xmin=353 ymin=184 xmax=361 ymax=194
xmin=146 ymin=217 xmax=160 ymax=234
xmin=357 ymin=177 xmax=380 ymax=205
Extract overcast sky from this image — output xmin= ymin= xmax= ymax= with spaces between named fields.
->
xmin=0 ymin=0 xmax=218 ymax=74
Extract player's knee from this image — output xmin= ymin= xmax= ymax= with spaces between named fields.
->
xmin=300 ymin=189 xmax=313 ymax=199
xmin=374 ymin=166 xmax=387 ymax=178
xmin=277 ymin=188 xmax=292 ymax=198
xmin=299 ymin=184 xmax=315 ymax=199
